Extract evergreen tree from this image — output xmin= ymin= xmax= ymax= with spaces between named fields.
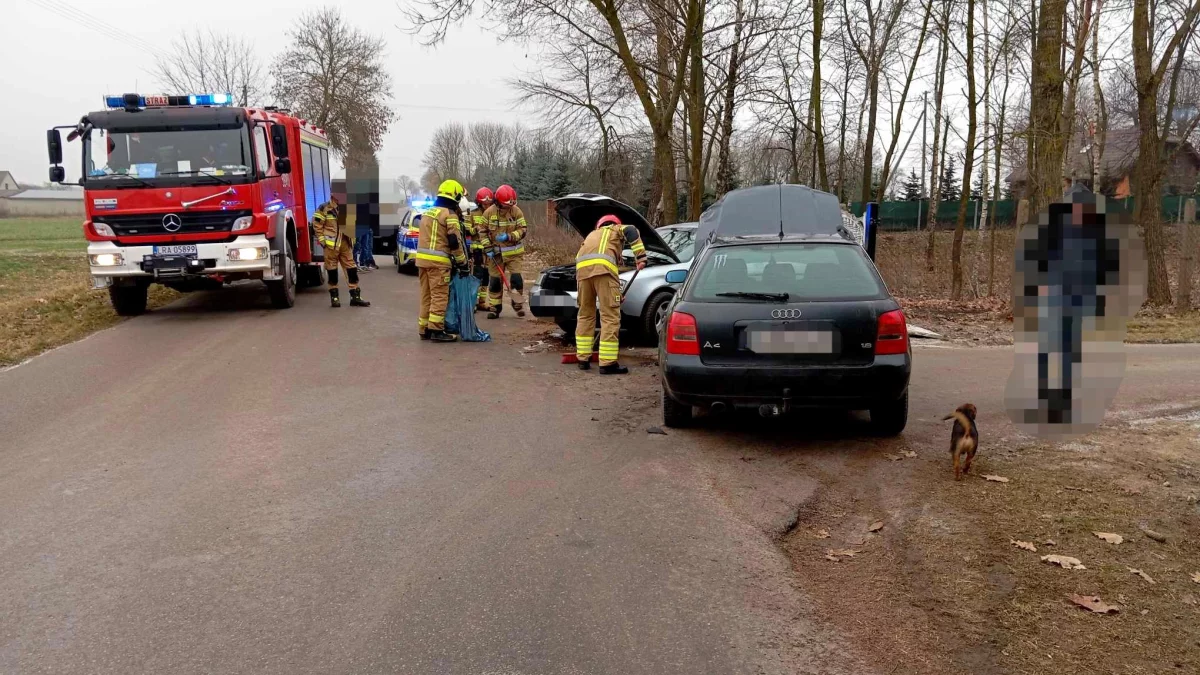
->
xmin=971 ymin=168 xmax=986 ymax=200
xmin=1002 ymin=180 xmax=1014 ymax=201
xmin=901 ymin=168 xmax=924 ymax=201
xmin=939 ymin=156 xmax=961 ymax=202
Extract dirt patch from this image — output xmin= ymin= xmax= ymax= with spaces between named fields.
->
xmin=780 ymin=411 xmax=1200 ymax=675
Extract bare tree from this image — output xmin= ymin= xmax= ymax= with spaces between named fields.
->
xmin=271 ymin=7 xmax=395 ymax=158
xmin=1026 ymin=0 xmax=1067 ymax=218
xmin=874 ymin=0 xmax=934 ymax=204
xmin=154 ymin=30 xmax=265 ymax=106
xmin=925 ymin=0 xmax=953 ymax=271
xmin=423 ymin=123 xmax=469 ymax=183
xmin=951 ymin=0 xmax=979 ymax=300
xmin=468 ymin=122 xmax=513 ymax=183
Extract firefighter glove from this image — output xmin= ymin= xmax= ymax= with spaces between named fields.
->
xmin=496 ymin=233 xmax=509 ymax=243
xmin=486 ymin=249 xmax=497 ymax=260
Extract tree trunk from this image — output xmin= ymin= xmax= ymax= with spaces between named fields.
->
xmin=1091 ymin=0 xmax=1104 ymax=190
xmin=715 ymin=0 xmax=744 ymax=197
xmin=1028 ymin=0 xmax=1067 ymax=217
xmin=925 ymin=0 xmax=951 ymax=271
xmin=836 ymin=68 xmax=851 ymax=202
xmin=812 ymin=0 xmax=830 ymax=192
xmin=951 ymin=0 xmax=977 ymax=301
xmin=687 ymin=0 xmax=706 ymax=220
xmin=1178 ymin=198 xmax=1196 ymax=312
xmin=859 ymin=57 xmax=881 ymax=205
xmin=876 ymin=0 xmax=933 ymax=205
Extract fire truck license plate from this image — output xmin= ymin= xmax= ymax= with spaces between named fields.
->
xmin=153 ymin=245 xmax=198 ymax=256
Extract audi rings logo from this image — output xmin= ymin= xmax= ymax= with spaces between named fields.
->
xmin=162 ymin=213 xmax=183 ymax=232
xmin=771 ymin=309 xmax=802 ymax=319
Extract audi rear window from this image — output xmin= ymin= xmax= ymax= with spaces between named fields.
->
xmin=686 ymin=243 xmax=886 ymax=301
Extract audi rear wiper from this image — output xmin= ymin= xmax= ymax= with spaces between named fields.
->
xmin=715 ymin=291 xmax=790 ymax=302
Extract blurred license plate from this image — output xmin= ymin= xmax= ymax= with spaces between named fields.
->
xmin=748 ymin=330 xmax=834 ymax=354
xmin=154 ymin=244 xmax=197 ymax=256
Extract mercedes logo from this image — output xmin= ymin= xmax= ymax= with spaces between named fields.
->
xmin=771 ymin=309 xmax=802 ymax=319
xmin=162 ymin=213 xmax=182 ymax=232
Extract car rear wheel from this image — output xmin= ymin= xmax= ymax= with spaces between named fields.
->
xmin=640 ymin=290 xmax=674 ymax=344
xmin=870 ymin=391 xmax=908 ymax=436
xmin=662 ymin=389 xmax=694 ymax=428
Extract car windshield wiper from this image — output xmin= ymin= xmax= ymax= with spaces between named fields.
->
xmin=715 ymin=291 xmax=790 ymax=302
xmin=157 ymin=171 xmax=233 ymax=185
xmin=90 ymin=172 xmax=153 ymax=188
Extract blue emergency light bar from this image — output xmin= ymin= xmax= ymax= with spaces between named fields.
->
xmin=104 ymin=93 xmax=234 ymax=109
xmin=410 ymin=198 xmax=434 ymax=210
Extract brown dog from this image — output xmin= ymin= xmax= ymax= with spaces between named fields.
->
xmin=943 ymin=403 xmax=979 ymax=480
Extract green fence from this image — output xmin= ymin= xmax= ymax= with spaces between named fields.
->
xmin=848 ymin=194 xmax=1199 ymax=230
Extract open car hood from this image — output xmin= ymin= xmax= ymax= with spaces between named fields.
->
xmin=554 ymin=194 xmax=679 ymax=263
xmin=695 ymin=184 xmax=851 ymax=250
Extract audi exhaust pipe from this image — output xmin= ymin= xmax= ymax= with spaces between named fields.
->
xmin=758 ymin=404 xmax=782 ymax=418
xmin=710 ymin=401 xmax=727 ymax=414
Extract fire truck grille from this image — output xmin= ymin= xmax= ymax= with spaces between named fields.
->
xmin=94 ymin=210 xmax=253 ymax=237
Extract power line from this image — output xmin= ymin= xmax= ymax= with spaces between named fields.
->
xmin=24 ymin=0 xmax=165 ymax=61
xmin=392 ymin=102 xmax=517 ymax=113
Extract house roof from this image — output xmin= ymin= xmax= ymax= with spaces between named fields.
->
xmin=0 ymin=170 xmax=17 ymax=186
xmin=1006 ymin=128 xmax=1200 ymax=183
xmin=4 ymin=189 xmax=84 ymax=200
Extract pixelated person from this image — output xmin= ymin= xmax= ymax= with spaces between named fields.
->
xmin=1005 ymin=187 xmax=1146 ymax=439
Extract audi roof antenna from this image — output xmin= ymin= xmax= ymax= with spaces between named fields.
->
xmin=777 ymin=183 xmax=785 ymax=239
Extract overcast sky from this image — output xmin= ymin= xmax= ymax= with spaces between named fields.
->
xmin=2 ymin=0 xmax=535 ymax=186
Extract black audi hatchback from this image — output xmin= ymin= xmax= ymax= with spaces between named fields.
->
xmin=657 ymin=184 xmax=911 ymax=434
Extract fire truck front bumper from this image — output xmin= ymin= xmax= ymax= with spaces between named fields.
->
xmin=87 ymin=235 xmax=280 ymax=286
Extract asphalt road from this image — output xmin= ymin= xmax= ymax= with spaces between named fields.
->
xmin=3 ymin=269 xmax=1199 ymax=674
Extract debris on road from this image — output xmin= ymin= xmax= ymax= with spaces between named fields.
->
xmin=1011 ymin=539 xmax=1037 ymax=552
xmin=1094 ymin=532 xmax=1124 ymax=545
xmin=901 ymin=450 xmax=918 ymax=458
xmin=982 ymin=474 xmax=1010 ymax=483
xmin=868 ymin=521 xmax=884 ymax=533
xmin=1128 ymin=567 xmax=1155 ymax=584
xmin=521 ymin=340 xmax=552 ymax=354
xmin=646 ymin=426 xmax=668 ymax=435
xmin=1042 ymin=554 xmax=1086 ymax=570
xmin=1068 ymin=594 xmax=1121 ymax=614
xmin=907 ymin=324 xmax=943 ymax=340
xmin=1191 ymin=572 xmax=1200 ymax=584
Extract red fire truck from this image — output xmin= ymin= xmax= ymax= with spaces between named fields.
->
xmin=47 ymin=93 xmax=332 ymax=314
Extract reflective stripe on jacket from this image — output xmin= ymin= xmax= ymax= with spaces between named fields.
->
xmin=482 ymin=204 xmax=527 ymax=257
xmin=416 ymin=205 xmax=467 ymax=269
xmin=312 ymin=202 xmax=351 ymax=244
xmin=575 ymin=224 xmax=645 ymax=281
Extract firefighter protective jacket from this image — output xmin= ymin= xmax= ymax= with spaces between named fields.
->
xmin=482 ymin=204 xmax=528 ymax=260
xmin=575 ymin=224 xmax=646 ymax=281
xmin=416 ymin=198 xmax=467 ymax=269
xmin=312 ymin=201 xmax=352 ymax=246
xmin=466 ymin=207 xmax=490 ymax=251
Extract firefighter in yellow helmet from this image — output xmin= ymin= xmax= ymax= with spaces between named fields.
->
xmin=574 ymin=214 xmax=646 ymax=374
xmin=481 ymin=184 xmax=528 ymax=319
xmin=416 ymin=179 xmax=469 ymax=342
xmin=313 ymin=195 xmax=370 ymax=308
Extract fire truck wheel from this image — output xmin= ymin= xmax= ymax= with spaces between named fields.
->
xmin=109 ymin=282 xmax=148 ymax=316
xmin=267 ymin=240 xmax=297 ymax=309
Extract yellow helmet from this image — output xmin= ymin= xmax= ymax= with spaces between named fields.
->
xmin=437 ymin=179 xmax=466 ymax=201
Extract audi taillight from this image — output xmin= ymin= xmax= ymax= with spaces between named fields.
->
xmin=875 ymin=309 xmax=909 ymax=355
xmin=666 ymin=311 xmax=700 ymax=355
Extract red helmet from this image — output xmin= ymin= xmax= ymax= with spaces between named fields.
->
xmin=475 ymin=187 xmax=494 ymax=206
xmin=495 ymin=184 xmax=517 ymax=207
xmin=596 ymin=214 xmax=622 ymax=229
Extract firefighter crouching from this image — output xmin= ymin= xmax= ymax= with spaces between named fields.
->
xmin=469 ymin=187 xmax=495 ymax=310
xmin=313 ymin=196 xmax=370 ymax=308
xmin=416 ymin=180 xmax=469 ymax=342
xmin=575 ymin=214 xmax=646 ymax=374
xmin=482 ymin=184 xmax=528 ymax=319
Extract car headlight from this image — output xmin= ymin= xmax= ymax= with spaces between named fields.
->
xmin=232 ymin=216 xmax=254 ymax=232
xmin=92 ymin=221 xmax=115 ymax=237
xmin=89 ymin=252 xmax=124 ymax=267
xmin=228 ymin=246 xmax=268 ymax=261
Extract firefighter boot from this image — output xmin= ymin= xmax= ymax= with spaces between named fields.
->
xmin=329 ymin=288 xmax=341 ymax=308
xmin=487 ymin=305 xmax=502 ymax=320
xmin=578 ymin=359 xmax=591 ymax=371
xmin=599 ymin=362 xmax=629 ymax=375
xmin=428 ymin=329 xmax=459 ymax=343
xmin=349 ymin=288 xmax=371 ymax=307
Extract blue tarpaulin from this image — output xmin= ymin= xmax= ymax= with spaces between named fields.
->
xmin=445 ymin=274 xmax=491 ymax=342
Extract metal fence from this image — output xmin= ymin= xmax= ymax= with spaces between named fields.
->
xmin=848 ymin=194 xmax=1200 ymax=230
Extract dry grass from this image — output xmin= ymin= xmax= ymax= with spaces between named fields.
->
xmin=0 ymin=218 xmax=176 ymax=367
xmin=524 ymin=221 xmax=582 ymax=268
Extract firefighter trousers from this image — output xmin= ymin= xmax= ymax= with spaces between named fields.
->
xmin=472 ymin=250 xmax=489 ymax=307
xmin=418 ymin=266 xmax=451 ymax=333
xmin=487 ymin=256 xmax=524 ymax=312
xmin=323 ymin=237 xmax=360 ymax=289
xmin=576 ymin=275 xmax=621 ymax=366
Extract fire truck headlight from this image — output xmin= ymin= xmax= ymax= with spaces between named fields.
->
xmin=228 ymin=246 xmax=267 ymax=261
xmin=92 ymin=222 xmax=115 ymax=237
xmin=232 ymin=216 xmax=254 ymax=232
xmin=89 ymin=253 xmax=124 ymax=267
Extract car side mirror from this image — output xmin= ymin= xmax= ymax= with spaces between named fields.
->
xmin=274 ymin=157 xmax=291 ymax=174
xmin=49 ymin=166 xmax=65 ymax=183
xmin=47 ymin=129 xmax=64 ymax=165
xmin=270 ymin=123 xmax=289 ymax=159
xmin=665 ymin=269 xmax=688 ymax=284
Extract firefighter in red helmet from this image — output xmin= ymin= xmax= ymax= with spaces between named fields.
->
xmin=480 ymin=184 xmax=528 ymax=319
xmin=467 ymin=187 xmax=494 ymax=310
xmin=574 ymin=214 xmax=646 ymax=373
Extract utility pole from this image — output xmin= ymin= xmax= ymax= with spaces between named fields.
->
xmin=920 ymin=91 xmax=928 ymax=229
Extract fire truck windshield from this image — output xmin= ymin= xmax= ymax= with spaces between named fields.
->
xmin=83 ymin=126 xmax=253 ymax=187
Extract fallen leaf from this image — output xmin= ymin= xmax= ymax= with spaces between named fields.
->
xmin=1094 ymin=532 xmax=1124 ymax=545
xmin=884 ymin=453 xmax=903 ymax=461
xmin=868 ymin=521 xmax=884 ymax=533
xmin=827 ymin=548 xmax=860 ymax=558
xmin=1141 ymin=528 xmax=1168 ymax=543
xmin=814 ymin=529 xmax=830 ymax=539
xmin=1043 ymin=539 xmax=1057 ymax=546
xmin=1128 ymin=567 xmax=1156 ymax=584
xmin=645 ymin=426 xmax=668 ymax=436
xmin=1011 ymin=539 xmax=1038 ymax=552
xmin=1042 ymin=554 xmax=1086 ymax=570
xmin=1068 ymin=594 xmax=1120 ymax=614
xmin=901 ymin=450 xmax=918 ymax=458
xmin=983 ymin=475 xmax=1010 ymax=483
xmin=824 ymin=554 xmax=841 ymax=562
xmin=1141 ymin=609 xmax=1149 ymax=615
xmin=1191 ymin=572 xmax=1200 ymax=584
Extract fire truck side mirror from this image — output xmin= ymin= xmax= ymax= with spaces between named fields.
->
xmin=269 ymin=124 xmax=289 ymax=159
xmin=47 ymin=129 xmax=63 ymax=166
xmin=274 ymin=157 xmax=292 ymax=175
